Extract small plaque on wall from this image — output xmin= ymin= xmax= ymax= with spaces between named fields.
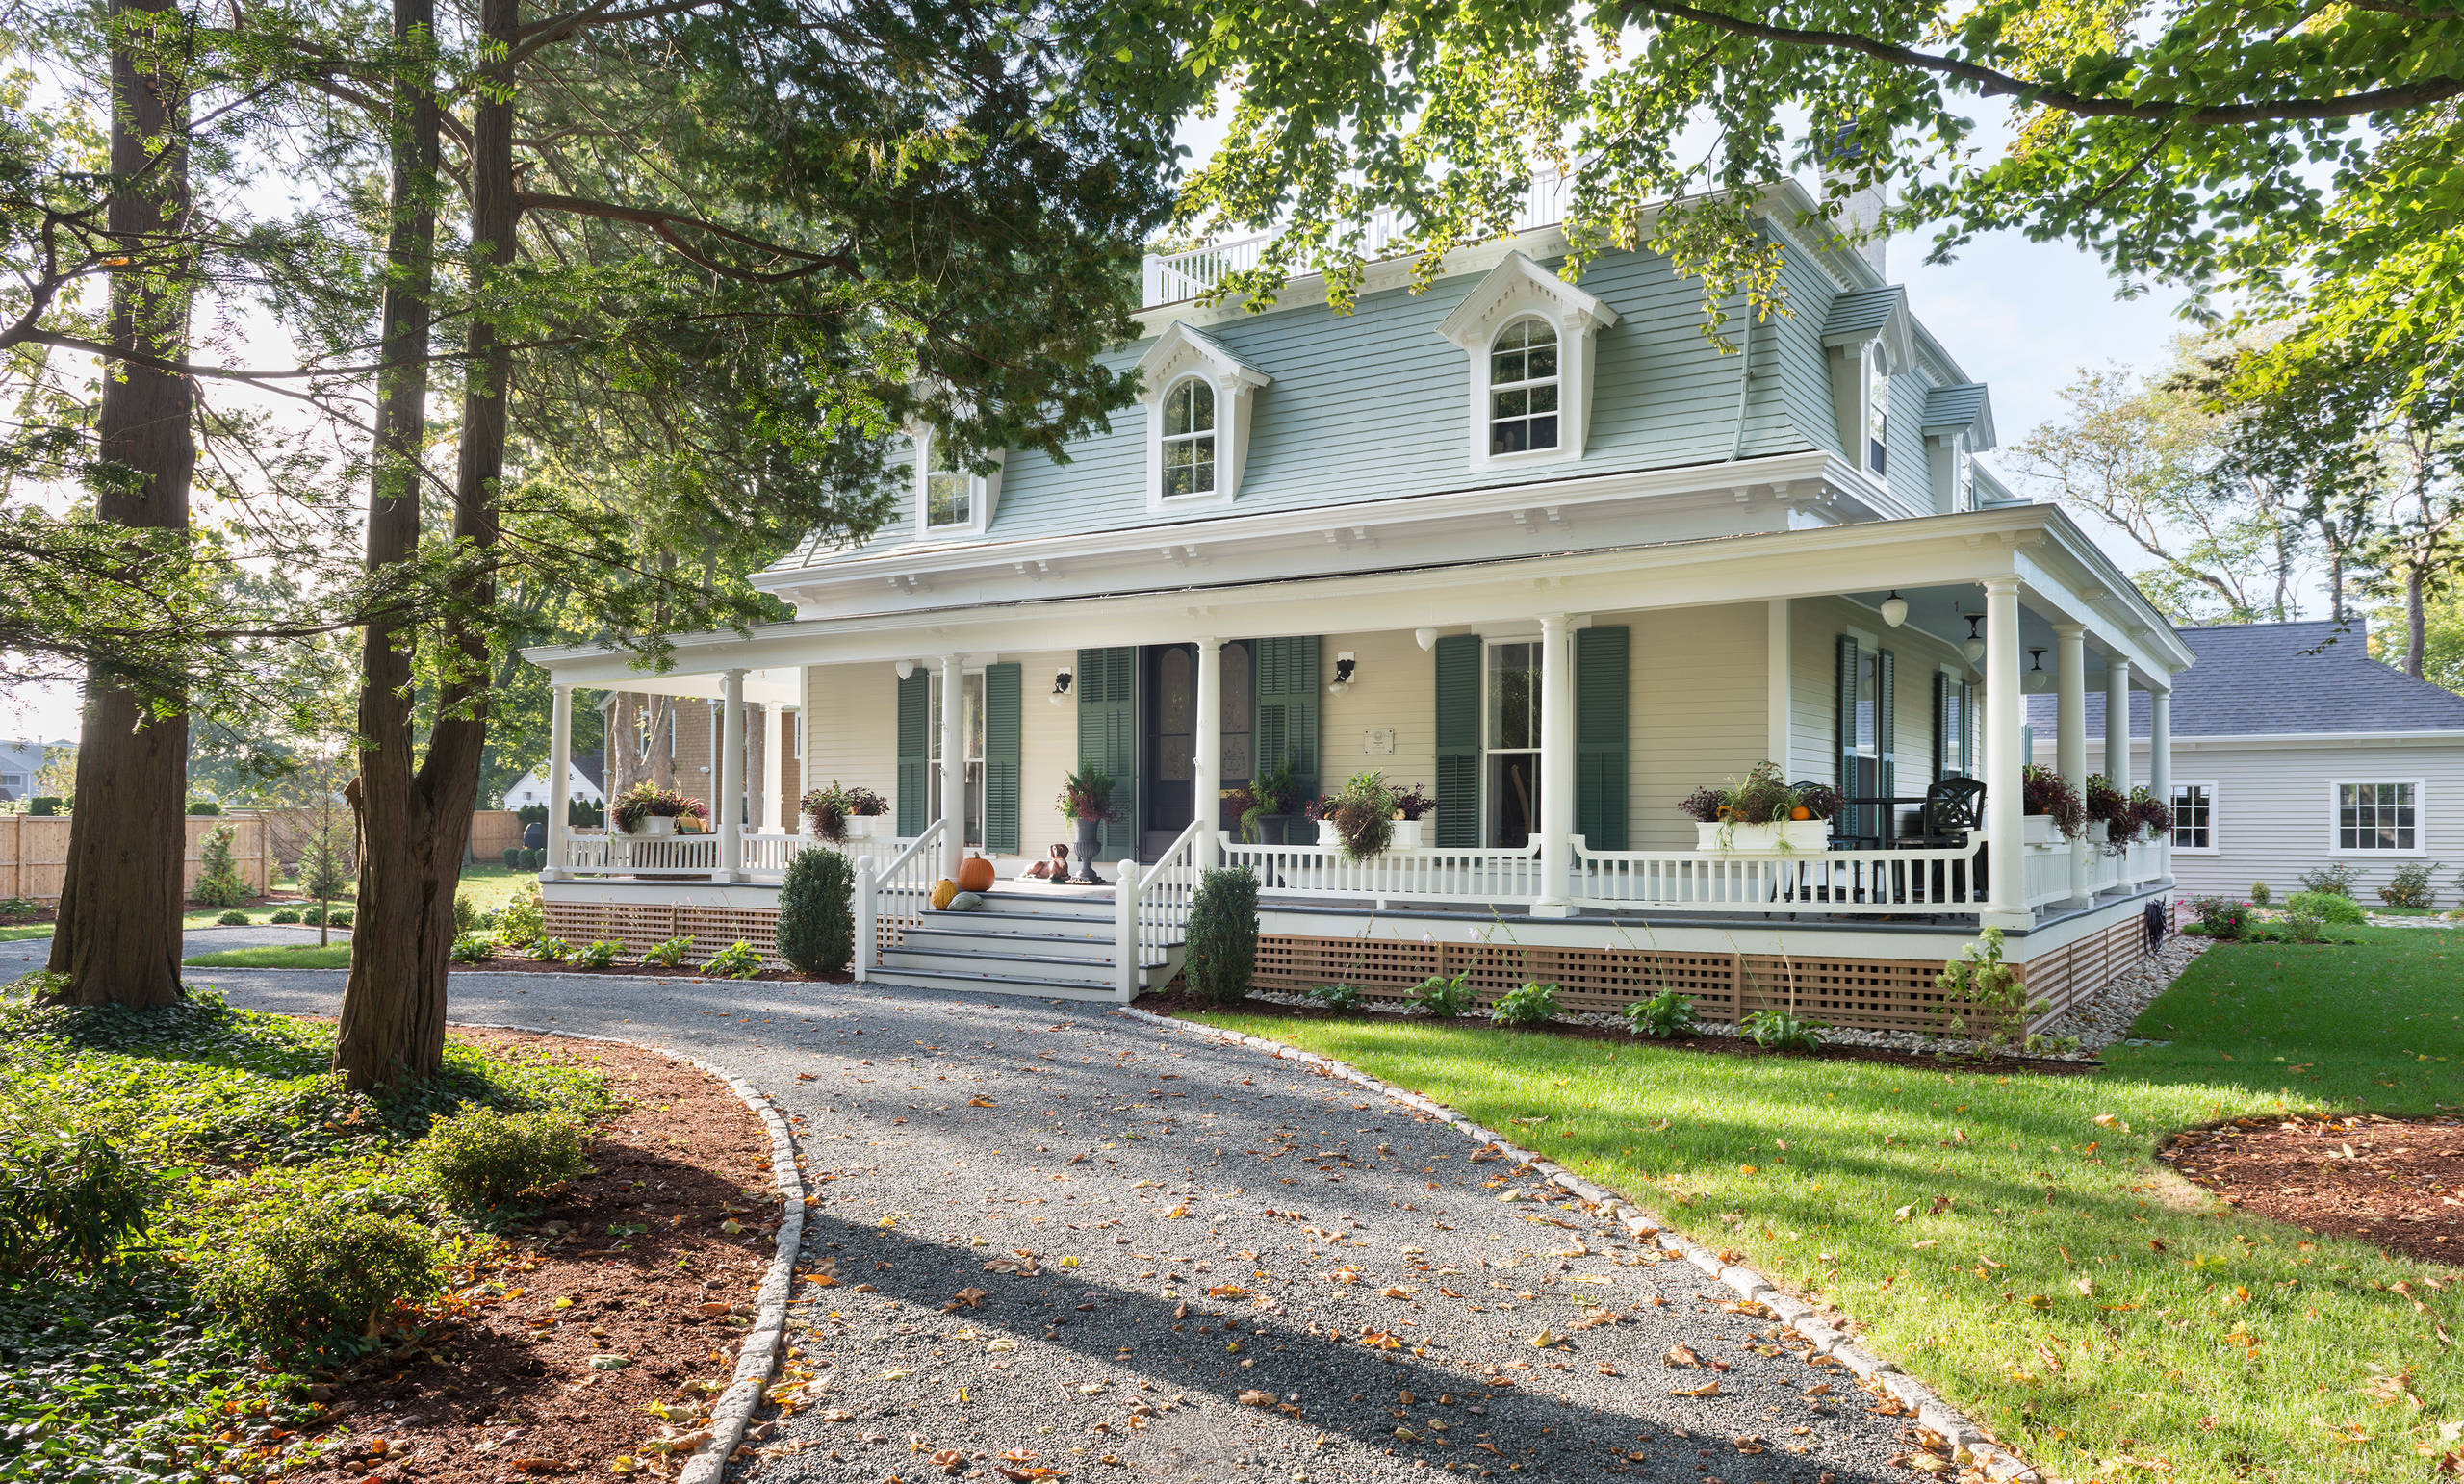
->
xmin=1362 ymin=728 xmax=1396 ymax=755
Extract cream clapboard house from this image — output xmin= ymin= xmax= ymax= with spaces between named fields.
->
xmin=523 ymin=178 xmax=2194 ymax=1029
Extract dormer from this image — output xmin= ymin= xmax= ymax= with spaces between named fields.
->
xmin=906 ymin=422 xmax=1003 ymax=540
xmin=1922 ymin=383 xmax=1996 ymax=513
xmin=1137 ymin=322 xmax=1270 ymax=513
xmin=1437 ymin=252 xmax=1619 ymax=473
xmin=1821 ymin=286 xmax=1914 ymax=485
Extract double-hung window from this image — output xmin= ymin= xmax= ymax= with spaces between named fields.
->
xmin=1865 ymin=351 xmax=1889 ymax=476
xmin=1161 ymin=378 xmax=1216 ymax=498
xmin=2334 ymin=781 xmax=2420 ymax=853
xmin=1488 ymin=319 xmax=1560 ymax=456
xmin=924 ymin=441 xmax=972 ymax=530
xmin=2169 ymin=783 xmax=2215 ymax=851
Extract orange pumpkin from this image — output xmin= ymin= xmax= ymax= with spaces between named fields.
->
xmin=930 ymin=878 xmax=960 ymax=911
xmin=957 ymin=854 xmax=997 ymax=893
xmin=1790 ymin=805 xmax=1812 ymax=821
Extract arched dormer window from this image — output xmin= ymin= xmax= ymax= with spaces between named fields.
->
xmin=924 ymin=439 xmax=973 ymax=528
xmin=1488 ymin=318 xmax=1560 ymax=457
xmin=1161 ymin=377 xmax=1216 ymax=499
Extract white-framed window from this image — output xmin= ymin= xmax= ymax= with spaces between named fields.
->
xmin=2169 ymin=781 xmax=2217 ymax=853
xmin=909 ymin=426 xmax=999 ymax=539
xmin=1953 ymin=444 xmax=1973 ymax=511
xmin=1864 ymin=349 xmax=1889 ymax=477
xmin=1484 ymin=638 xmax=1542 ymax=850
xmin=928 ymin=669 xmax=988 ymax=848
xmin=1160 ymin=377 xmax=1217 ymax=499
xmin=1487 ymin=318 xmax=1561 ymax=458
xmin=2331 ymin=780 xmax=2424 ymax=855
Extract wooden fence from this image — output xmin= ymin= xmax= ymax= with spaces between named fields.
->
xmin=0 ymin=815 xmax=271 ymax=902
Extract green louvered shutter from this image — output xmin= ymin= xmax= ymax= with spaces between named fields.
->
xmin=1931 ymin=670 xmax=1949 ymax=780
xmin=1254 ymin=636 xmax=1321 ymax=795
xmin=1077 ymin=647 xmax=1136 ymax=857
xmin=895 ymin=668 xmax=930 ymax=837
xmin=1961 ymin=680 xmax=1976 ymax=775
xmin=1434 ymin=634 xmax=1482 ymax=848
xmin=983 ymin=662 xmax=1020 ymax=855
xmin=1875 ymin=648 xmax=1897 ymax=831
xmin=1835 ymin=634 xmax=1860 ymax=836
xmin=1574 ymin=626 xmax=1630 ymax=850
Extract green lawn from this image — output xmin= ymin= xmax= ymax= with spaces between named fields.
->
xmin=182 ymin=943 xmax=353 ymax=969
xmin=1187 ymin=926 xmax=2464 ymax=1484
xmin=4 ymin=861 xmax=527 ymax=944
xmin=452 ymin=863 xmax=535 ymax=918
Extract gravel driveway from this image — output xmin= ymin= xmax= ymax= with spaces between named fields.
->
xmin=37 ymin=956 xmax=1912 ymax=1481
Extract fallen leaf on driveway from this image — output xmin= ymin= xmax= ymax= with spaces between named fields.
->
xmin=931 ymin=1448 xmax=967 ymax=1472
xmin=1378 ymin=1287 xmax=1417 ymax=1299
xmin=969 ymin=1097 xmax=996 ymax=1107
xmin=1238 ymin=1391 xmax=1277 ymax=1407
xmin=1671 ymin=1381 xmax=1720 ymax=1398
xmin=1207 ymin=1285 xmax=1249 ymax=1298
xmin=1664 ymin=1343 xmax=1703 ymax=1368
xmin=944 ymin=1288 xmax=988 ymax=1311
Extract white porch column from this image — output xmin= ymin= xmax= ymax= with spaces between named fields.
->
xmin=2055 ymin=623 xmax=2091 ymax=908
xmin=1981 ymin=578 xmax=2027 ymax=927
xmin=2104 ymin=655 xmax=2132 ymax=795
xmin=1192 ymin=636 xmax=1222 ymax=871
xmin=2149 ymin=687 xmax=2174 ymax=883
xmin=546 ymin=683 xmax=572 ymax=880
xmin=1766 ymin=599 xmax=1791 ymax=767
xmin=1533 ymin=612 xmax=1576 ymax=917
xmin=938 ymin=652 xmax=966 ymax=883
xmin=718 ymin=668 xmax=746 ymax=882
xmin=759 ymin=705 xmax=786 ymax=833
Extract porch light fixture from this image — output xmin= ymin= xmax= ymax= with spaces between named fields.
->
xmin=2022 ymin=648 xmax=2050 ymax=694
xmin=1879 ymin=591 xmax=1908 ymax=627
xmin=1414 ymin=627 xmax=1437 ymax=652
xmin=1962 ymin=612 xmax=1987 ymax=665
xmin=1328 ymin=652 xmax=1358 ymax=695
xmin=894 ymin=659 xmax=915 ymax=681
xmin=1050 ymin=666 xmax=1073 ymax=705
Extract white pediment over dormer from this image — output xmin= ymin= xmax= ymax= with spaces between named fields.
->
xmin=1436 ymin=252 xmax=1620 ymax=472
xmin=1136 ymin=322 xmax=1271 ymax=511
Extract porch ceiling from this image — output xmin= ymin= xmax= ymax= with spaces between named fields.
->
xmin=526 ymin=503 xmax=2192 ymax=688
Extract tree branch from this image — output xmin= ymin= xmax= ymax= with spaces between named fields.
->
xmin=516 ymin=191 xmax=859 ymax=281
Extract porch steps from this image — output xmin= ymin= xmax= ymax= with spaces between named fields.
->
xmin=862 ymin=886 xmax=1181 ymax=1003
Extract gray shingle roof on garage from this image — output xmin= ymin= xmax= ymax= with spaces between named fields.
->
xmin=2026 ymin=620 xmax=2464 ymax=737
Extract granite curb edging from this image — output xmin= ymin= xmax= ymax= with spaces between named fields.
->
xmin=449 ymin=1020 xmax=806 ymax=1484
xmin=1110 ymin=1004 xmax=2044 ymax=1482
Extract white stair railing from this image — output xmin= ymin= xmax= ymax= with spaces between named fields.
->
xmin=1115 ymin=819 xmax=1202 ymax=999
xmin=854 ymin=818 xmax=944 ymax=983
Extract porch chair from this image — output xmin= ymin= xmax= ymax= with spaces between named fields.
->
xmin=1904 ymin=777 xmax=1988 ymax=908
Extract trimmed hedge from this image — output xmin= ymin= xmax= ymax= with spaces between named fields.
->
xmin=776 ymin=847 xmax=855 ymax=975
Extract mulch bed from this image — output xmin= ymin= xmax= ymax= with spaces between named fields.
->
xmin=1133 ymin=990 xmax=2101 ymax=1075
xmin=286 ymin=1029 xmax=787 ymax=1483
xmin=2158 ymin=1113 xmax=2464 ymax=1267
xmin=456 ymin=957 xmax=849 ymax=983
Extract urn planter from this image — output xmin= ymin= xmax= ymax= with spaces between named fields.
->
xmin=1694 ymin=819 xmax=1830 ymax=853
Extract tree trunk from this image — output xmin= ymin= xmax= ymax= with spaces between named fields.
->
xmin=2408 ymin=564 xmax=2427 ymax=678
xmin=48 ymin=0 xmax=194 ymax=1008
xmin=334 ymin=0 xmax=466 ymax=1089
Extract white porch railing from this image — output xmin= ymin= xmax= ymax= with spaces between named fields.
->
xmin=1116 ymin=820 xmax=1204 ymax=998
xmin=1143 ymin=170 xmax=1570 ymax=307
xmin=854 ymin=818 xmax=944 ymax=982
xmin=1572 ymin=838 xmax=1984 ymax=914
xmin=1219 ymin=838 xmax=1548 ymax=902
xmin=564 ymin=829 xmax=721 ymax=876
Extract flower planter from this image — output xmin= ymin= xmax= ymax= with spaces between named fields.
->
xmin=1391 ymin=818 xmax=1426 ymax=850
xmin=2085 ymin=820 xmax=2110 ymax=844
xmin=629 ymin=815 xmax=676 ymax=838
xmin=1257 ymin=813 xmax=1302 ymax=846
xmin=2022 ymin=814 xmax=2064 ymax=847
xmin=1695 ymin=820 xmax=1830 ymax=853
xmin=1316 ymin=819 xmax=1341 ymax=848
xmin=843 ymin=814 xmax=888 ymax=841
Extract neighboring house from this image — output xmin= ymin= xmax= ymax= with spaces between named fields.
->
xmin=0 ymin=738 xmax=70 ymax=802
xmin=2030 ymin=619 xmax=2464 ymax=906
xmin=597 ymin=691 xmax=799 ymax=828
xmin=525 ymin=177 xmax=2194 ymax=1032
xmin=502 ymin=756 xmax=606 ymax=810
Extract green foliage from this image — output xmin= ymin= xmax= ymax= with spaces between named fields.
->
xmin=2298 ymin=863 xmax=2360 ymax=898
xmin=27 ymin=797 xmax=61 ymax=816
xmin=531 ymin=936 xmax=572 ymax=963
xmin=1056 ymin=764 xmax=1118 ymax=823
xmin=2282 ymin=899 xmax=2328 ymax=943
xmin=1934 ymin=928 xmax=2049 ymax=1054
xmin=296 ymin=823 xmax=353 ymax=907
xmin=1405 ymin=973 xmax=1477 ymax=1019
xmin=777 ymin=847 xmax=855 ymax=975
xmin=1183 ymin=867 xmax=1261 ymax=1005
xmin=1330 ymin=770 xmax=1397 ymax=859
xmin=2378 ymin=860 xmax=2439 ymax=909
xmin=642 ymin=936 xmax=692 ymax=968
xmin=185 ymin=800 xmax=221 ymax=817
xmin=502 ymin=846 xmax=524 ymax=869
xmin=453 ymin=893 xmax=479 ymax=934
xmin=0 ymin=1091 xmax=152 ymax=1273
xmin=215 ymin=910 xmax=250 ymax=926
xmin=1308 ymin=983 xmax=1364 ymax=1011
xmin=191 ymin=1206 xmax=442 ymax=1341
xmin=301 ymin=905 xmax=326 ymax=926
xmin=414 ymin=1107 xmax=588 ymax=1209
xmin=1623 ymin=989 xmax=1700 ymax=1040
xmin=1489 ymin=981 xmax=1559 ymax=1028
xmin=190 ymin=824 xmax=254 ymax=908
xmin=0 ymin=896 xmax=39 ymax=922
xmin=573 ymin=940 xmax=622 ymax=970
xmin=1737 ymin=1009 xmax=1826 ymax=1054
xmin=702 ymin=941 xmax=762 ymax=979
xmin=2189 ymin=896 xmax=2256 ymax=939
xmin=497 ymin=881 xmax=547 ymax=948
xmin=269 ymin=908 xmax=301 ymax=924
xmin=2248 ymin=881 xmax=2272 ymax=906
xmin=2288 ymin=890 xmax=2366 ymax=927
xmin=450 ymin=932 xmax=498 ymax=965
xmin=326 ymin=908 xmax=353 ymax=928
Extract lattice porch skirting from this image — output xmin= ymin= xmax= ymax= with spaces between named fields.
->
xmin=544 ymin=899 xmax=783 ymax=960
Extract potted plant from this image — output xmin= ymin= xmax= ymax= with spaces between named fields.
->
xmin=1679 ymin=762 xmax=1835 ymax=852
xmin=611 ymin=781 xmax=708 ymax=837
xmin=1328 ymin=771 xmax=1399 ymax=859
xmin=2019 ymin=764 xmax=2086 ymax=845
xmin=2119 ymin=785 xmax=2170 ymax=846
xmin=1304 ymin=794 xmax=1340 ymax=847
xmin=2082 ymin=773 xmax=2126 ymax=845
xmin=802 ymin=780 xmax=890 ymax=843
xmin=1390 ymin=783 xmax=1435 ymax=849
xmin=1056 ymin=764 xmax=1117 ymax=883
xmin=1243 ymin=755 xmax=1309 ymax=845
